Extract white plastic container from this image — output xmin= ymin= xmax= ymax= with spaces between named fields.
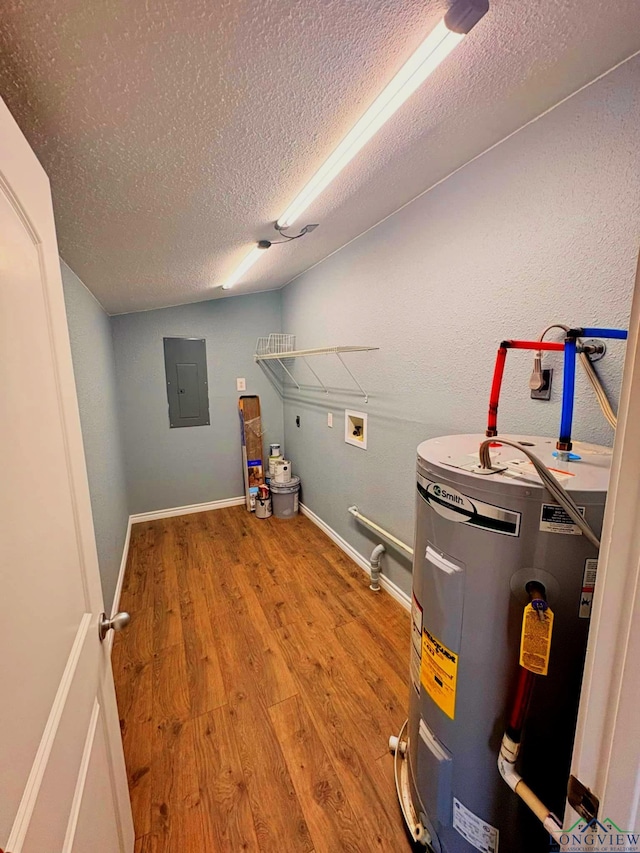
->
xmin=270 ymin=476 xmax=300 ymax=519
xmin=274 ymin=459 xmax=292 ymax=483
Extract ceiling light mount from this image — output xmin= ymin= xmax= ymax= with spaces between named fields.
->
xmin=445 ymin=0 xmax=490 ymax=34
xmin=220 ymin=224 xmax=318 ymax=289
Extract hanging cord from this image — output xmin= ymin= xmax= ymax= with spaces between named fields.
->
xmin=535 ymin=324 xmax=617 ymax=430
xmin=579 ymin=350 xmax=617 ymax=429
xmin=270 ymin=223 xmax=319 ymax=243
xmin=478 ymin=439 xmax=600 ymax=549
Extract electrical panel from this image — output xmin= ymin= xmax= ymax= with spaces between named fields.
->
xmin=163 ymin=337 xmax=210 ymax=428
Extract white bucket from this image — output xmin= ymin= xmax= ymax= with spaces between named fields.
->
xmin=255 ymin=495 xmax=272 ymax=519
xmin=274 ymin=459 xmax=292 ymax=483
xmin=270 ymin=476 xmax=300 ymax=519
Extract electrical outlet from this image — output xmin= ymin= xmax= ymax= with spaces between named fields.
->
xmin=236 ymin=377 xmax=246 ymax=392
xmin=327 ymin=412 xmax=333 ymax=428
xmin=531 ymin=369 xmax=553 ymax=401
xmin=296 ymin=415 xmax=301 ymax=428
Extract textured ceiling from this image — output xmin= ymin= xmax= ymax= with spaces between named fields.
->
xmin=0 ymin=0 xmax=639 ymax=314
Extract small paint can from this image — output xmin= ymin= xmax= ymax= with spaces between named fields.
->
xmin=269 ymin=443 xmax=281 ymax=458
xmin=274 ymin=459 xmax=292 ymax=483
xmin=255 ymin=495 xmax=272 ymax=519
xmin=269 ymin=455 xmax=282 ymax=476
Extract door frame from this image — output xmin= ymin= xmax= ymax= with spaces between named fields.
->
xmin=570 ymin=250 xmax=640 ymax=830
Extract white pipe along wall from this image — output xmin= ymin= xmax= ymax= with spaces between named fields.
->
xmin=368 ymin=544 xmax=386 ymax=592
xmin=348 ymin=506 xmax=414 ymax=556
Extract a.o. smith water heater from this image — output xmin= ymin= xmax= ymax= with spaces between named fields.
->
xmin=402 ymin=433 xmax=610 ymax=852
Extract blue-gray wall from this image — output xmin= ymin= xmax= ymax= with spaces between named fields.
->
xmin=61 ymin=261 xmax=130 ymax=611
xmin=280 ymin=56 xmax=640 ymax=597
xmin=111 ymin=292 xmax=284 ymax=514
xmin=62 ymin=55 xmax=640 ymax=603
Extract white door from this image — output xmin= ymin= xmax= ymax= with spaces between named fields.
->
xmin=0 ymin=99 xmax=134 ymax=852
xmin=569 ymin=250 xmax=640 ymax=833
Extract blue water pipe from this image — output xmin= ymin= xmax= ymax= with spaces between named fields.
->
xmin=556 ymin=327 xmax=628 ymax=452
xmin=569 ymin=327 xmax=628 ymax=341
xmin=558 ymin=338 xmax=577 ymax=449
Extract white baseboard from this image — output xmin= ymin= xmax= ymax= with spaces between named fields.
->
xmin=300 ymin=503 xmax=411 ymax=612
xmin=129 ymin=495 xmax=246 ymax=524
xmin=111 ymin=517 xmax=132 ymax=618
xmin=107 ymin=517 xmax=133 ymax=655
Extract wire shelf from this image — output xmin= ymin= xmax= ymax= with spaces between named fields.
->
xmin=254 ymin=341 xmax=379 ymax=402
xmin=255 ymin=334 xmax=295 ymax=357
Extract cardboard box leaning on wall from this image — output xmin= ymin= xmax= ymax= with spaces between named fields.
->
xmin=238 ymin=395 xmax=265 ymax=512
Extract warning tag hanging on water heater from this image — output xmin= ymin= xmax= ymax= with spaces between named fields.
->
xmin=421 ymin=627 xmax=459 ymax=719
xmin=519 ymin=603 xmax=554 ymax=676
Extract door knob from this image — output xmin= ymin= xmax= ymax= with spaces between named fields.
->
xmin=99 ymin=611 xmax=131 ymax=642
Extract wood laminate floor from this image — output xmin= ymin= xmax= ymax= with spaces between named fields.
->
xmin=112 ymin=506 xmax=413 ymax=852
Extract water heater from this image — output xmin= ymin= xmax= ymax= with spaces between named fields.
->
xmin=402 ymin=433 xmax=610 ymax=852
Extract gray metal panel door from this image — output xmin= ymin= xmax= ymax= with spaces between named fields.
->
xmin=163 ymin=337 xmax=210 ymax=427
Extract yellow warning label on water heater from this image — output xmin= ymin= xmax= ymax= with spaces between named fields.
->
xmin=421 ymin=628 xmax=458 ymax=720
xmin=519 ymin=603 xmax=554 ymax=675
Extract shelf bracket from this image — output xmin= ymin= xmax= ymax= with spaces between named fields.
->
xmin=276 ymin=357 xmax=300 ymax=391
xmin=303 ymin=357 xmax=329 ymax=394
xmin=336 ymin=352 xmax=369 ymax=402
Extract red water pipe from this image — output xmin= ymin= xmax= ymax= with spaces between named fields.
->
xmin=507 ymin=583 xmax=548 ymax=742
xmin=498 ymin=592 xmax=563 ymax=840
xmin=502 ymin=340 xmax=564 ymax=350
xmin=507 ymin=666 xmax=536 ymax=737
xmin=487 ymin=346 xmax=507 ymax=438
xmin=486 ymin=340 xmax=564 ymax=437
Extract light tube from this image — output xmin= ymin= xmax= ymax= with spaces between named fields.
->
xmin=222 ymin=5 xmax=484 ymax=289
xmin=277 ymin=19 xmax=464 ymax=229
xmin=221 ymin=245 xmax=266 ymax=290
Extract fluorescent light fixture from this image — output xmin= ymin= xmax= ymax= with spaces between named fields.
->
xmin=277 ymin=19 xmax=465 ymax=229
xmin=222 ymin=0 xmax=487 ymax=287
xmin=221 ymin=245 xmax=267 ymax=290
